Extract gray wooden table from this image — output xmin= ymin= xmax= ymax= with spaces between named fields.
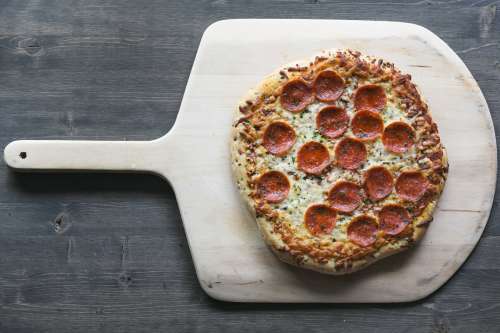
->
xmin=0 ymin=0 xmax=499 ymax=332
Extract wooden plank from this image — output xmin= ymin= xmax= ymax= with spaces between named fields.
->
xmin=0 ymin=0 xmax=498 ymax=331
xmin=0 ymin=270 xmax=500 ymax=332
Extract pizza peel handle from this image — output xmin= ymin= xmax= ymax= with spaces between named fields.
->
xmin=3 ymin=139 xmax=163 ymax=174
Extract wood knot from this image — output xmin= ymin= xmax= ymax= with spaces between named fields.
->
xmin=51 ymin=212 xmax=72 ymax=234
xmin=12 ymin=36 xmax=43 ymax=56
xmin=118 ymin=272 xmax=132 ymax=287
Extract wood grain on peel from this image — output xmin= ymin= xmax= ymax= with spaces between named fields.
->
xmin=0 ymin=0 xmax=499 ymax=332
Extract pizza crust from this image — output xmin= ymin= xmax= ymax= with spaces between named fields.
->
xmin=230 ymin=50 xmax=448 ymax=275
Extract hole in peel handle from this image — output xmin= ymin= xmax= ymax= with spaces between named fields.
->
xmin=4 ymin=139 xmax=158 ymax=173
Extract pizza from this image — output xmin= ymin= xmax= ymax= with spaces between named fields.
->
xmin=231 ymin=50 xmax=448 ymax=275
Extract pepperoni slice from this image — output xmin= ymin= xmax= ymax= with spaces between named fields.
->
xmin=347 ymin=215 xmax=378 ymax=247
xmin=351 ymin=110 xmax=384 ymax=141
xmin=280 ymin=79 xmax=314 ymax=113
xmin=364 ymin=166 xmax=393 ymax=201
xmin=335 ymin=137 xmax=367 ymax=170
xmin=256 ymin=171 xmax=290 ymax=203
xmin=304 ymin=204 xmax=337 ymax=236
xmin=382 ymin=121 xmax=415 ymax=154
xmin=379 ymin=204 xmax=411 ymax=236
xmin=354 ymin=84 xmax=387 ymax=112
xmin=313 ymin=70 xmax=345 ymax=102
xmin=327 ymin=181 xmax=363 ymax=213
xmin=262 ymin=121 xmax=296 ymax=156
xmin=316 ymin=106 xmax=349 ymax=139
xmin=395 ymin=171 xmax=429 ymax=202
xmin=297 ymin=142 xmax=330 ymax=175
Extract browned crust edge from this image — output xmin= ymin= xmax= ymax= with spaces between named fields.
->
xmin=230 ymin=49 xmax=448 ymax=275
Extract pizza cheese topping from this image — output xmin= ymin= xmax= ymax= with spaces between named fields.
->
xmin=328 ymin=181 xmax=363 ymax=213
xmin=313 ymin=70 xmax=345 ymax=102
xmin=280 ymin=79 xmax=314 ymax=112
xmin=256 ymin=171 xmax=290 ymax=203
xmin=395 ymin=171 xmax=429 ymax=202
xmin=304 ymin=204 xmax=337 ymax=236
xmin=297 ymin=141 xmax=331 ymax=175
xmin=335 ymin=137 xmax=367 ymax=170
xmin=316 ymin=106 xmax=349 ymax=139
xmin=364 ymin=166 xmax=394 ymax=201
xmin=347 ymin=215 xmax=378 ymax=247
xmin=378 ymin=204 xmax=411 ymax=236
xmin=354 ymin=84 xmax=387 ymax=112
xmin=382 ymin=121 xmax=415 ymax=153
xmin=263 ymin=121 xmax=297 ymax=156
xmin=351 ymin=110 xmax=384 ymax=141
xmin=232 ymin=50 xmax=448 ymax=274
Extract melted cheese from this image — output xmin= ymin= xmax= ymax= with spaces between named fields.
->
xmin=253 ymin=76 xmax=419 ymax=242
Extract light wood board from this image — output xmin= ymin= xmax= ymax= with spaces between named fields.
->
xmin=4 ymin=19 xmax=496 ymax=302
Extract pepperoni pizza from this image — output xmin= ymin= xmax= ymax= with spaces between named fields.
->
xmin=231 ymin=50 xmax=448 ymax=275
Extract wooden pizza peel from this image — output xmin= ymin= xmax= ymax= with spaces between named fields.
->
xmin=4 ymin=20 xmax=496 ymax=302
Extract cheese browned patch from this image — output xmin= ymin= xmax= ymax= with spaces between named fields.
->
xmin=231 ymin=50 xmax=448 ymax=275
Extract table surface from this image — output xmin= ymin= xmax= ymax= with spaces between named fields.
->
xmin=0 ymin=0 xmax=499 ymax=332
